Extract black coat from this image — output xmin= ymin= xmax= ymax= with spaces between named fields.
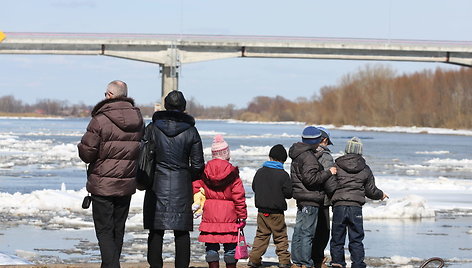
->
xmin=252 ymin=165 xmax=292 ymax=214
xmin=143 ymin=111 xmax=204 ymax=231
xmin=331 ymin=154 xmax=384 ymax=207
xmin=289 ymin=142 xmax=335 ymax=207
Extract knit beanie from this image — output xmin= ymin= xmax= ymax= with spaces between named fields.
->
xmin=211 ymin=134 xmax=230 ymax=160
xmin=269 ymin=144 xmax=287 ymax=162
xmin=301 ymin=126 xmax=322 ymax=145
xmin=345 ymin=137 xmax=363 ymax=155
xmin=164 ymin=90 xmax=187 ymax=112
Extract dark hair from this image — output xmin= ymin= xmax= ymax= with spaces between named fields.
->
xmin=164 ymin=91 xmax=187 ymax=112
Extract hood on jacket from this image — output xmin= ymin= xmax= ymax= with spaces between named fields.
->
xmin=202 ymin=159 xmax=239 ymax=189
xmin=91 ymin=97 xmax=142 ymax=132
xmin=152 ymin=110 xmax=195 ymax=137
xmin=315 ymin=144 xmax=331 ymax=158
xmin=289 ymin=142 xmax=316 ymax=159
xmin=336 ymin=153 xmax=366 ymax=174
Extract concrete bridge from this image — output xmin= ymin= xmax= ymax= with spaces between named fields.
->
xmin=1 ymin=32 xmax=472 ymax=104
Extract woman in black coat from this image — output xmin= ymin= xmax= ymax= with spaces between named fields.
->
xmin=143 ymin=91 xmax=204 ymax=268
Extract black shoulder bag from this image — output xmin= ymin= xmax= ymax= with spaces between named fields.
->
xmin=136 ymin=122 xmax=156 ymax=190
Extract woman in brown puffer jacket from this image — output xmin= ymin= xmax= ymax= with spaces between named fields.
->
xmin=78 ymin=80 xmax=144 ymax=268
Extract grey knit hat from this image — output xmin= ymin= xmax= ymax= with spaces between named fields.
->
xmin=345 ymin=137 xmax=363 ymax=155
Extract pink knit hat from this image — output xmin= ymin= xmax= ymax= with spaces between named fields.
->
xmin=211 ymin=134 xmax=230 ymax=160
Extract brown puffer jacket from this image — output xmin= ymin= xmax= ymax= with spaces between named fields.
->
xmin=78 ymin=97 xmax=144 ymax=196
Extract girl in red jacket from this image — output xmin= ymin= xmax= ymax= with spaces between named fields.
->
xmin=193 ymin=134 xmax=247 ymax=268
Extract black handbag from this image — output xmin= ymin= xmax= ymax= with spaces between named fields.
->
xmin=82 ymin=193 xmax=91 ymax=209
xmin=136 ymin=122 xmax=156 ymax=190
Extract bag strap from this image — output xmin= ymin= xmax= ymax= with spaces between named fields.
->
xmin=143 ymin=122 xmax=156 ymax=155
xmin=237 ymin=228 xmax=246 ymax=244
xmin=144 ymin=122 xmax=155 ymax=141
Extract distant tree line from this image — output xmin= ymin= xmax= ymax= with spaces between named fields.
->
xmin=0 ymin=96 xmax=90 ymax=117
xmin=1 ymin=64 xmax=471 ymax=129
xmin=0 ymin=96 xmax=157 ymax=118
xmin=189 ymin=65 xmax=472 ymax=129
xmin=311 ymin=65 xmax=472 ymax=128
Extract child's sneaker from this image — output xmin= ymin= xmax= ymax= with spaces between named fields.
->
xmin=247 ymin=261 xmax=262 ymax=267
xmin=278 ymin=263 xmax=292 ymax=268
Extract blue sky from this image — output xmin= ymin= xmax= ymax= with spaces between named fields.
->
xmin=1 ymin=0 xmax=472 ymax=108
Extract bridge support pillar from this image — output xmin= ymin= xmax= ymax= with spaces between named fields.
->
xmin=160 ymin=64 xmax=179 ymax=110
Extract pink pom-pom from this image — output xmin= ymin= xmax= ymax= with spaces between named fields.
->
xmin=213 ymin=134 xmax=224 ymax=142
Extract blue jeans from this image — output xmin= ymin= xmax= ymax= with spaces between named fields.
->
xmin=330 ymin=206 xmax=366 ymax=268
xmin=291 ymin=205 xmax=319 ymax=267
xmin=205 ymin=243 xmax=237 ymax=264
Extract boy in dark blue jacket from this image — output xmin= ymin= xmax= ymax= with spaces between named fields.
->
xmin=248 ymin=144 xmax=293 ymax=268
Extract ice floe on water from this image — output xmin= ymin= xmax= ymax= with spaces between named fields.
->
xmin=425 ymin=158 xmax=472 ymax=170
xmin=394 ymin=157 xmax=472 ymax=170
xmin=1 ymin=119 xmax=472 ymax=265
xmin=0 ymin=181 xmax=460 ymax=230
xmin=415 ymin=150 xmax=450 ymax=155
xmin=363 ymin=195 xmax=435 ymax=219
xmin=332 ymin=124 xmax=472 ymax=136
xmin=0 ymin=252 xmax=31 ymax=265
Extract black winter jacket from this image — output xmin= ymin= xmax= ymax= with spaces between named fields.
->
xmin=289 ymin=142 xmax=336 ymax=207
xmin=331 ymin=154 xmax=384 ymax=207
xmin=315 ymin=145 xmax=336 ymax=206
xmin=143 ymin=110 xmax=204 ymax=231
xmin=252 ymin=165 xmax=292 ymax=214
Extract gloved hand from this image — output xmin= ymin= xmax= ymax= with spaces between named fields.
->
xmin=236 ymin=219 xmax=246 ymax=229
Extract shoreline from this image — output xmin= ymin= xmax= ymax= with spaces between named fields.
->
xmin=2 ymin=116 xmax=471 ymax=136
xmin=0 ymin=262 xmax=247 ymax=267
xmin=0 ymin=115 xmax=472 ymax=137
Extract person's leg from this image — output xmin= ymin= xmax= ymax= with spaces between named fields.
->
xmin=330 ymin=206 xmax=348 ymax=268
xmin=312 ymin=206 xmax=330 ymax=267
xmin=347 ymin=207 xmax=366 ymax=268
xmin=270 ymin=214 xmax=291 ymax=266
xmin=291 ymin=207 xmax=303 ymax=266
xmin=294 ymin=206 xmax=318 ymax=267
xmin=206 ymin=243 xmax=221 ymax=267
xmin=147 ymin=229 xmax=164 ymax=268
xmin=91 ymin=194 xmax=118 ymax=268
xmin=174 ymin=230 xmax=191 ymax=268
xmin=223 ymin=243 xmax=237 ymax=267
xmin=112 ymin=195 xmax=131 ymax=266
xmin=249 ymin=213 xmax=272 ymax=265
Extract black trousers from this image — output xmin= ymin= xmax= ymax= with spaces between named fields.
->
xmin=91 ymin=194 xmax=132 ymax=268
xmin=312 ymin=206 xmax=330 ymax=264
xmin=148 ymin=229 xmax=190 ymax=268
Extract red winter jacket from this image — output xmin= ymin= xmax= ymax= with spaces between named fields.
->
xmin=193 ymin=159 xmax=247 ymax=243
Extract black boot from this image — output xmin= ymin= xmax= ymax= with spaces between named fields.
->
xmin=208 ymin=261 xmax=219 ymax=268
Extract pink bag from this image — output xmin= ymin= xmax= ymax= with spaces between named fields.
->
xmin=235 ymin=228 xmax=249 ymax=259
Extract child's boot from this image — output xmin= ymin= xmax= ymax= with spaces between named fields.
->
xmin=208 ymin=261 xmax=219 ymax=268
xmin=226 ymin=262 xmax=237 ymax=268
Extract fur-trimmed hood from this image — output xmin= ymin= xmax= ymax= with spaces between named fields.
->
xmin=152 ymin=110 xmax=195 ymax=137
xmin=91 ymin=97 xmax=142 ymax=132
xmin=91 ymin=97 xmax=135 ymax=116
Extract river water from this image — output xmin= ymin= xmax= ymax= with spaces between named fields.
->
xmin=0 ymin=118 xmax=471 ymax=267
